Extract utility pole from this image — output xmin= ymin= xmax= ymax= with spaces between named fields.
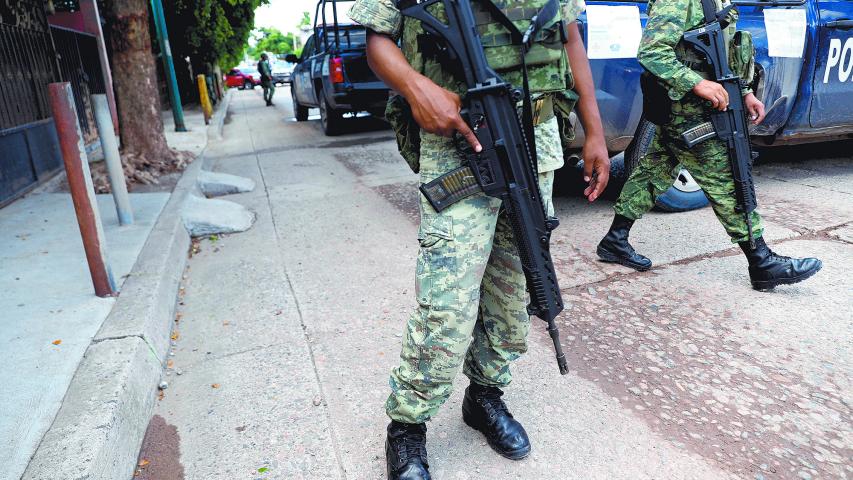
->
xmin=150 ymin=0 xmax=186 ymax=132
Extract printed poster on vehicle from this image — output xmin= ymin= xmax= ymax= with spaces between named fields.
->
xmin=763 ymin=9 xmax=807 ymax=58
xmin=585 ymin=5 xmax=643 ymax=59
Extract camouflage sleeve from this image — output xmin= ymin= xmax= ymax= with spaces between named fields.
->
xmin=562 ymin=0 xmax=586 ymax=23
xmin=349 ymin=0 xmax=403 ymax=39
xmin=637 ymin=0 xmax=704 ymax=101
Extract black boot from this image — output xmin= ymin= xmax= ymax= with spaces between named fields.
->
xmin=597 ymin=214 xmax=653 ymax=271
xmin=739 ymin=237 xmax=822 ymax=291
xmin=386 ymin=421 xmax=431 ymax=480
xmin=462 ymin=382 xmax=531 ymax=460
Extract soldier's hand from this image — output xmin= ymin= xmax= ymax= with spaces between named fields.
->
xmin=408 ymin=77 xmax=482 ymax=152
xmin=693 ymin=80 xmax=729 ymax=111
xmin=744 ymin=93 xmax=766 ymax=125
xmin=582 ymin=135 xmax=610 ymax=202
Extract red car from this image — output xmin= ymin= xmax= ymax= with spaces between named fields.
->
xmin=224 ymin=68 xmax=261 ymax=90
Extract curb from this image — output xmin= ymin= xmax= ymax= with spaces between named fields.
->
xmin=207 ymin=89 xmax=234 ymax=141
xmin=21 ymin=152 xmax=208 ymax=479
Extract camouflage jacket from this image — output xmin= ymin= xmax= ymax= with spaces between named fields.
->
xmin=638 ymin=0 xmax=749 ymax=101
xmin=258 ymin=60 xmax=272 ymax=81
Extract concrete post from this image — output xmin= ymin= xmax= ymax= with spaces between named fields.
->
xmin=49 ymin=83 xmax=117 ymax=298
xmin=197 ymin=75 xmax=213 ymax=125
xmin=92 ymin=94 xmax=133 ymax=225
xmin=80 ymin=0 xmax=120 ymax=135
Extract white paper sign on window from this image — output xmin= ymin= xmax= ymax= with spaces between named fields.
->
xmin=585 ymin=5 xmax=643 ymax=59
xmin=764 ymin=9 xmax=807 ymax=58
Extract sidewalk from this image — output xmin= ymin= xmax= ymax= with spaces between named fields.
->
xmin=140 ymin=89 xmax=743 ymax=479
xmin=0 ymin=102 xmax=225 ymax=480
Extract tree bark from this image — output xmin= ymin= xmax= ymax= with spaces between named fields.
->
xmin=103 ymin=0 xmax=175 ymax=162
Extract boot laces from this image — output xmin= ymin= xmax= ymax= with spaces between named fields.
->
xmin=767 ymin=248 xmax=792 ymax=263
xmin=396 ymin=432 xmax=427 ymax=465
xmin=477 ymin=392 xmax=510 ymax=421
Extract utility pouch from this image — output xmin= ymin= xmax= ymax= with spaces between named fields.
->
xmin=385 ymin=94 xmax=421 ymax=173
xmin=640 ymin=71 xmax=673 ymax=125
xmin=553 ymin=89 xmax=579 ymax=144
xmin=729 ymin=30 xmax=755 ymax=86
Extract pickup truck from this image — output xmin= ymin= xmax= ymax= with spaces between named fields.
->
xmin=287 ymin=5 xmax=390 ymax=136
xmin=568 ymin=0 xmax=853 ymax=211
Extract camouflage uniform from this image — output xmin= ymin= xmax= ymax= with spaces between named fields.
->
xmin=614 ymin=0 xmax=763 ymax=243
xmin=350 ymin=0 xmax=583 ymax=424
xmin=259 ymin=59 xmax=275 ymax=104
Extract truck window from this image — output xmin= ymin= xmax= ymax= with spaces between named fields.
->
xmin=302 ymin=35 xmax=316 ymax=61
xmin=324 ymin=28 xmax=368 ymax=51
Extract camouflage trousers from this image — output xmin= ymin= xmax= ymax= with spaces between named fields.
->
xmin=262 ymin=81 xmax=275 ymax=103
xmin=386 ymin=118 xmax=562 ymax=424
xmin=614 ymin=105 xmax=763 ymax=243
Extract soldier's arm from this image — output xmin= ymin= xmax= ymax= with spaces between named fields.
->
xmin=638 ymin=0 xmax=726 ymax=110
xmin=365 ymin=32 xmax=481 ymax=151
xmin=564 ymin=21 xmax=609 ymax=202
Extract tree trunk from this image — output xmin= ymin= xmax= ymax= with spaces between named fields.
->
xmin=103 ymin=0 xmax=175 ymax=162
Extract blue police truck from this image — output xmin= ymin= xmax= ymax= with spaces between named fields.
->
xmin=569 ymin=0 xmax=853 ymax=210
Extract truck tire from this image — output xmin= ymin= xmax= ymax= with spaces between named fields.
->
xmin=244 ymin=80 xmax=254 ymax=90
xmin=319 ymin=93 xmax=344 ymax=136
xmin=624 ymin=117 xmax=710 ymax=212
xmin=292 ymin=87 xmax=309 ymax=121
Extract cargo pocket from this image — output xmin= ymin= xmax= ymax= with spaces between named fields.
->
xmin=415 ymin=214 xmax=454 ymax=309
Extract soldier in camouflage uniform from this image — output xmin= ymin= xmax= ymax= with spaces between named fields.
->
xmin=596 ymin=0 xmax=822 ymax=291
xmin=258 ymin=53 xmax=275 ymax=106
xmin=349 ymin=0 xmax=611 ymax=478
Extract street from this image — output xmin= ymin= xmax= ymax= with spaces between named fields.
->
xmin=139 ymin=87 xmax=852 ymax=480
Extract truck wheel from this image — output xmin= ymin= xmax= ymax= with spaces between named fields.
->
xmin=292 ymin=88 xmax=308 ymax=121
xmin=655 ymin=170 xmax=710 ymax=212
xmin=624 ymin=117 xmax=710 ymax=213
xmin=319 ymin=94 xmax=344 ymax=136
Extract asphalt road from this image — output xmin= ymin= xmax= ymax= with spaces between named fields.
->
xmin=136 ymin=88 xmax=852 ymax=480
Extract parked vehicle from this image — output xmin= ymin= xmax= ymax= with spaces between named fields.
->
xmin=286 ymin=0 xmax=390 ymax=135
xmin=569 ymin=0 xmax=853 ymax=211
xmin=273 ymin=62 xmax=295 ymax=85
xmin=224 ymin=68 xmax=261 ymax=90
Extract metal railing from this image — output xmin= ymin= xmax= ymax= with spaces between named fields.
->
xmin=0 ymin=22 xmax=58 ymax=131
xmin=50 ymin=26 xmax=105 ymax=138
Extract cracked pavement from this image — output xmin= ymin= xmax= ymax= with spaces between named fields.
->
xmin=137 ymin=89 xmax=852 ymax=480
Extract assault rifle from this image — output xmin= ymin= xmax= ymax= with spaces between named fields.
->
xmin=683 ymin=0 xmax=758 ymax=248
xmin=398 ymin=0 xmax=569 ymax=374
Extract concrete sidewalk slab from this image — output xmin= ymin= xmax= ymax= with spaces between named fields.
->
xmin=22 ymin=158 xmax=201 ymax=480
xmin=0 ymin=192 xmax=168 ymax=480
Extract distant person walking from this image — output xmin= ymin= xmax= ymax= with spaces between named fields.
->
xmin=258 ymin=53 xmax=275 ymax=106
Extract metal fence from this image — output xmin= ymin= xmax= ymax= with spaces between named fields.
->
xmin=51 ymin=26 xmax=105 ymax=138
xmin=0 ymin=21 xmax=58 ymax=131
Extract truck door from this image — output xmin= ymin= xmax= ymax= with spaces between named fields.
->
xmin=810 ymin=0 xmax=853 ymax=128
xmin=295 ymin=35 xmax=317 ymax=105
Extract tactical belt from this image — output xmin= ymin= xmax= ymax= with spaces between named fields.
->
xmin=530 ymin=94 xmax=555 ymax=126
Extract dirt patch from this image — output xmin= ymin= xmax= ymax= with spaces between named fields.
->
xmin=336 ymin=149 xmax=402 ymax=177
xmin=555 ymin=275 xmax=851 ymax=479
xmin=372 ymin=181 xmax=420 ymax=224
xmin=135 ymin=414 xmax=185 ymax=480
